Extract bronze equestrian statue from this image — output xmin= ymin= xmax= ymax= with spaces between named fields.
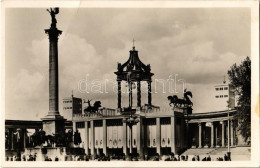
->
xmin=168 ymin=89 xmax=193 ymax=107
xmin=84 ymin=99 xmax=102 ymax=113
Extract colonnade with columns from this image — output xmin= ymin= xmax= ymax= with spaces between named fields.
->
xmin=5 ymin=128 xmax=29 ymax=151
xmin=188 ymin=119 xmax=236 ymax=148
xmin=72 ymin=115 xmax=184 ymax=158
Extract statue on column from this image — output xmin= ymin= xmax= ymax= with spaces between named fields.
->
xmin=46 ymin=7 xmax=59 ymax=28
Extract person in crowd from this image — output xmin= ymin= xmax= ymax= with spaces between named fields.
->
xmin=196 ymin=155 xmax=200 ymax=161
xmin=192 ymin=156 xmax=195 ymax=161
xmin=224 ymin=154 xmax=228 ymax=161
xmin=185 ymin=155 xmax=188 ymax=161
xmin=206 ymin=155 xmax=211 ymax=161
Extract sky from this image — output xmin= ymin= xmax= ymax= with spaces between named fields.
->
xmin=5 ymin=8 xmax=250 ymax=120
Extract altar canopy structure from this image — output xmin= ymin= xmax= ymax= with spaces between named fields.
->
xmin=114 ymin=43 xmax=154 ymax=109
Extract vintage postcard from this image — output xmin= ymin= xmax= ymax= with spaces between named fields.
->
xmin=1 ymin=0 xmax=259 ymax=167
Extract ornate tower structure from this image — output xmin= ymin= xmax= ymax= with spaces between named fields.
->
xmin=114 ymin=42 xmax=154 ymax=110
xmin=41 ymin=8 xmax=66 ymax=135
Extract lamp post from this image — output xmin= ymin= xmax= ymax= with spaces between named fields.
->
xmin=123 ymin=71 xmax=139 ymax=160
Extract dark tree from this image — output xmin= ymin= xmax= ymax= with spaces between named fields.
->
xmin=228 ymin=56 xmax=251 ymax=142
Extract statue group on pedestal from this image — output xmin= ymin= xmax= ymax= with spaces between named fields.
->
xmin=168 ymin=89 xmax=193 ymax=108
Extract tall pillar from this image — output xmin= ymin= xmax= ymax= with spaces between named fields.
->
xmin=103 ymin=120 xmax=107 ymax=156
xmin=73 ymin=122 xmax=76 ymax=132
xmin=215 ymin=125 xmax=218 ymax=146
xmin=231 ymin=120 xmax=234 ymax=147
xmin=90 ymin=120 xmax=95 ymax=157
xmin=23 ymin=129 xmax=27 ymax=148
xmin=156 ymin=118 xmax=161 ymax=155
xmin=198 ymin=123 xmax=202 ymax=148
xmin=185 ymin=120 xmax=189 ymax=148
xmin=42 ymin=8 xmax=65 ymax=136
xmin=137 ymin=81 xmax=141 ymax=107
xmin=221 ymin=121 xmax=225 ymax=147
xmin=211 ymin=122 xmax=214 ymax=148
xmin=170 ymin=117 xmax=176 ymax=154
xmin=148 ymin=81 xmax=152 ymax=106
xmin=85 ymin=121 xmax=89 ymax=155
xmin=117 ymin=81 xmax=121 ymax=109
xmin=10 ymin=129 xmax=14 ymax=150
xmin=137 ymin=118 xmax=143 ymax=159
xmin=123 ymin=122 xmax=128 ymax=157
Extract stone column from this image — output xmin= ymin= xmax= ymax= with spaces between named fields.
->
xmin=170 ymin=117 xmax=176 ymax=154
xmin=123 ymin=122 xmax=128 ymax=157
xmin=215 ymin=125 xmax=218 ymax=146
xmin=73 ymin=122 xmax=76 ymax=132
xmin=10 ymin=129 xmax=14 ymax=150
xmin=231 ymin=120 xmax=234 ymax=147
xmin=90 ymin=120 xmax=95 ymax=157
xmin=198 ymin=123 xmax=202 ymax=148
xmin=221 ymin=121 xmax=225 ymax=147
xmin=137 ymin=81 xmax=141 ymax=107
xmin=23 ymin=129 xmax=27 ymax=148
xmin=148 ymin=81 xmax=152 ymax=106
xmin=156 ymin=118 xmax=161 ymax=155
xmin=137 ymin=118 xmax=143 ymax=159
xmin=103 ymin=120 xmax=107 ymax=156
xmin=85 ymin=121 xmax=89 ymax=155
xmin=211 ymin=122 xmax=214 ymax=148
xmin=117 ymin=81 xmax=121 ymax=109
xmin=45 ymin=23 xmax=62 ymax=116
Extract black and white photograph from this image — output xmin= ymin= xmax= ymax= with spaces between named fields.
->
xmin=1 ymin=1 xmax=259 ymax=167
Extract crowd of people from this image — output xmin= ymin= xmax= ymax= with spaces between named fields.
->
xmin=6 ymin=152 xmax=232 ymax=161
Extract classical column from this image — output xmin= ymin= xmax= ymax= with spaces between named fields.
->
xmin=215 ymin=125 xmax=218 ymax=146
xmin=117 ymin=81 xmax=121 ymax=109
xmin=73 ymin=122 xmax=76 ymax=132
xmin=198 ymin=123 xmax=202 ymax=148
xmin=171 ymin=117 xmax=176 ymax=154
xmin=156 ymin=118 xmax=161 ymax=155
xmin=45 ymin=14 xmax=62 ymax=116
xmin=85 ymin=121 xmax=89 ymax=155
xmin=103 ymin=120 xmax=107 ymax=156
xmin=42 ymin=8 xmax=65 ymax=136
xmin=230 ymin=120 xmax=234 ymax=147
xmin=148 ymin=81 xmax=152 ymax=106
xmin=137 ymin=118 xmax=143 ymax=158
xmin=123 ymin=122 xmax=128 ymax=157
xmin=137 ymin=81 xmax=141 ymax=107
xmin=221 ymin=121 xmax=225 ymax=147
xmin=211 ymin=122 xmax=214 ymax=148
xmin=185 ymin=120 xmax=189 ymax=148
xmin=23 ymin=129 xmax=27 ymax=148
xmin=90 ymin=120 xmax=95 ymax=157
xmin=10 ymin=129 xmax=14 ymax=150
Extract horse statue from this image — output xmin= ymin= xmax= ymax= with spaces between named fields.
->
xmin=168 ymin=89 xmax=193 ymax=108
xmin=84 ymin=99 xmax=102 ymax=113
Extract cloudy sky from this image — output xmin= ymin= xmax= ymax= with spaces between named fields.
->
xmin=5 ymin=8 xmax=250 ymax=120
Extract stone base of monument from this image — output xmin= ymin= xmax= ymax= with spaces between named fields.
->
xmin=41 ymin=114 xmax=66 ymax=136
